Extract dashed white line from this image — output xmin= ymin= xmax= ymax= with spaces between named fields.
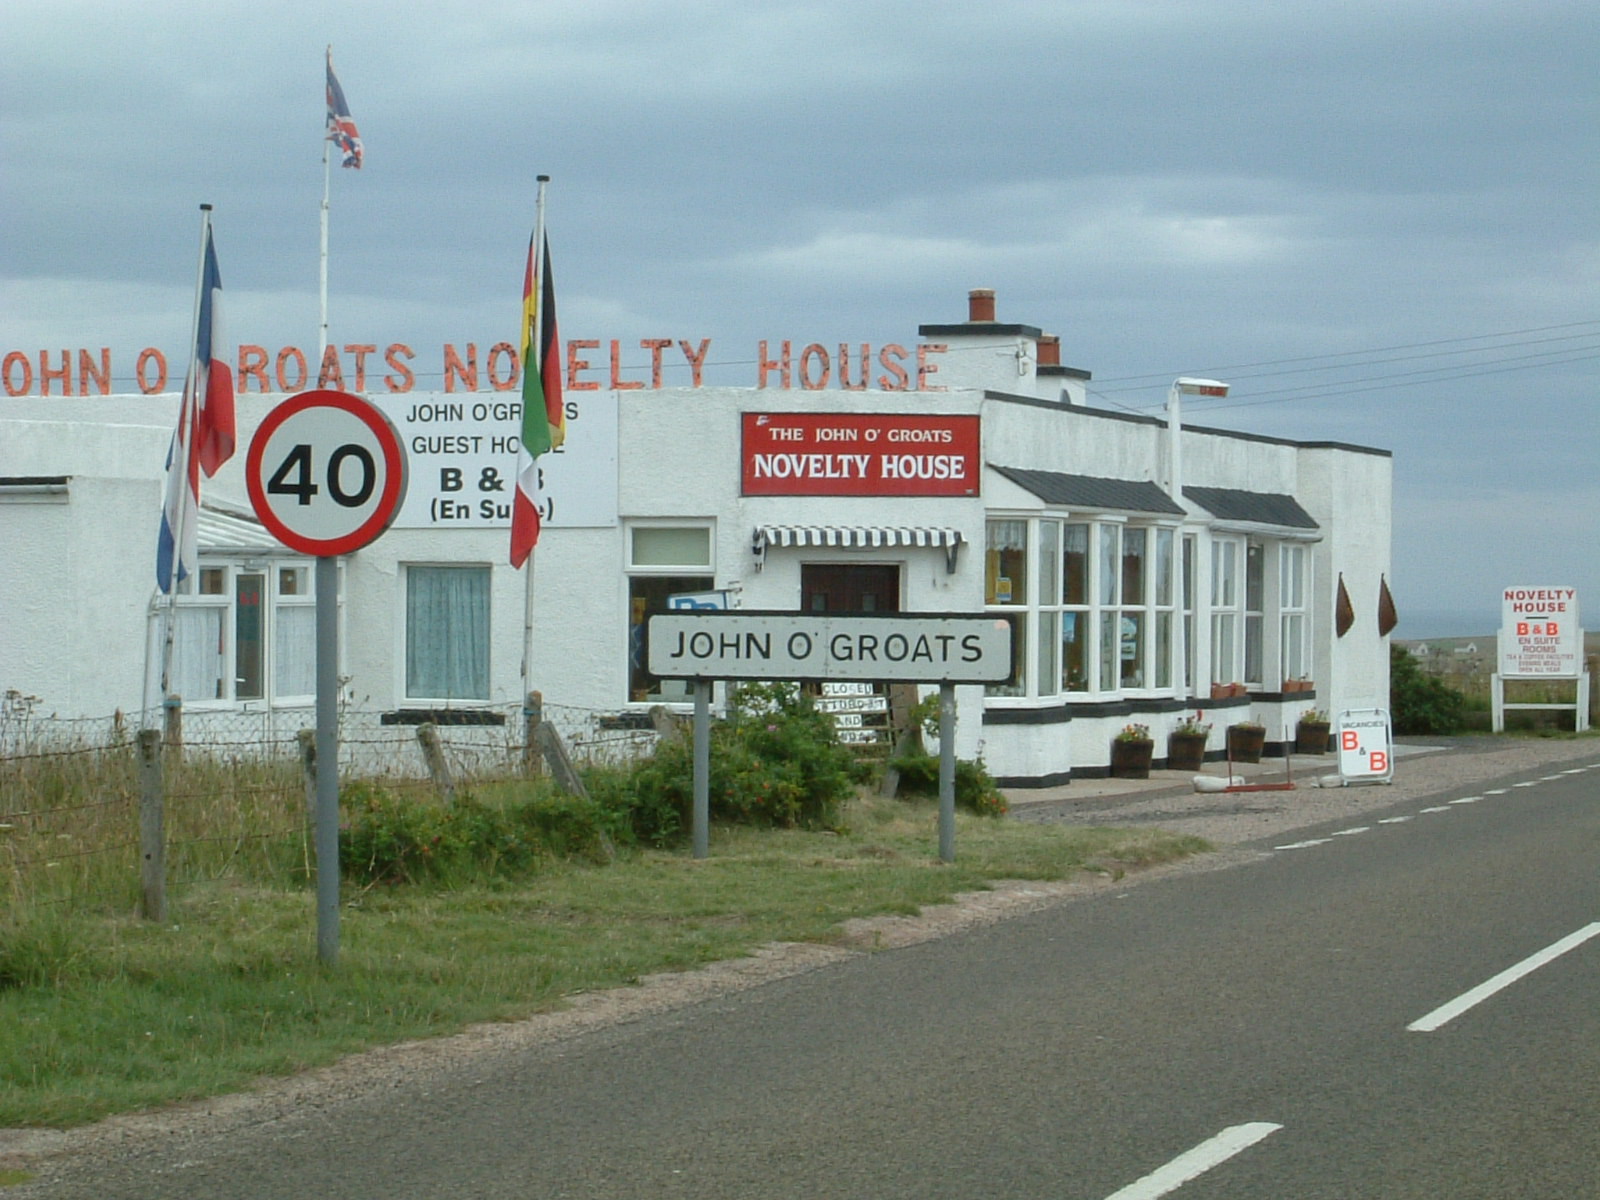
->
xmin=1408 ymin=922 xmax=1600 ymax=1033
xmin=1513 ymin=781 xmax=1539 ymax=789
xmin=1104 ymin=1123 xmax=1284 ymax=1200
xmin=1330 ymin=826 xmax=1370 ymax=837
xmin=1419 ymin=806 xmax=1451 ymax=813
xmin=1485 ymin=788 xmax=1508 ymax=795
xmin=1448 ymin=796 xmax=1481 ymax=805
xmin=1274 ymin=838 xmax=1332 ymax=850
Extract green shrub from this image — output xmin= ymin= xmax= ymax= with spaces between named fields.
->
xmin=1390 ymin=644 xmax=1467 ymax=734
xmin=626 ymin=683 xmax=859 ymax=834
xmin=889 ymin=751 xmax=1008 ymax=817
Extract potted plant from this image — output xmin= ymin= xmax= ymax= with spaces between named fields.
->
xmin=1109 ymin=722 xmax=1154 ymax=779
xmin=1295 ymin=709 xmax=1331 ymax=755
xmin=1167 ymin=715 xmax=1211 ymax=772
xmin=1226 ymin=719 xmax=1266 ymax=763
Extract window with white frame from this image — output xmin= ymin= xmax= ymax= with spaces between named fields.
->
xmin=627 ymin=523 xmax=714 ymax=703
xmin=1244 ymin=541 xmax=1265 ymax=687
xmin=985 ymin=516 xmax=1174 ymax=700
xmin=164 ymin=560 xmax=318 ymax=706
xmin=1279 ymin=543 xmax=1312 ymax=682
xmin=405 ymin=564 xmax=491 ymax=702
xmin=1210 ymin=537 xmax=1241 ymax=686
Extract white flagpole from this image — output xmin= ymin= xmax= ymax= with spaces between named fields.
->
xmin=157 ymin=203 xmax=215 ymax=710
xmin=520 ymin=175 xmax=550 ymax=698
xmin=319 ymin=47 xmax=333 ymax=372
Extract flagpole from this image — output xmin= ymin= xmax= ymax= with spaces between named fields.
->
xmin=157 ymin=203 xmax=216 ymax=709
xmin=520 ymin=175 xmax=550 ymax=698
xmin=319 ymin=46 xmax=333 ymax=371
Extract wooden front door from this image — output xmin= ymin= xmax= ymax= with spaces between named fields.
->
xmin=800 ymin=564 xmax=901 ymax=614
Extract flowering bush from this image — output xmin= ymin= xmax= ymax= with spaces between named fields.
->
xmin=1115 ymin=723 xmax=1152 ymax=743
xmin=1173 ymin=714 xmax=1211 ymax=736
xmin=1298 ymin=709 xmax=1329 ymax=726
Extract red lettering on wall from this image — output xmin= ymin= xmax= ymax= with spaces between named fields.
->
xmin=610 ymin=340 xmax=643 ymax=390
xmin=918 ymin=343 xmax=946 ymax=392
xmin=238 ymin=345 xmax=269 ymax=392
xmin=136 ymin=348 xmax=168 ymax=394
xmin=2 ymin=351 xmax=31 ymax=396
xmin=276 ymin=347 xmax=307 ymax=393
xmin=39 ymin=351 xmax=72 ymax=396
xmin=486 ymin=342 xmax=518 ymax=392
xmin=877 ymin=344 xmax=909 ymax=391
xmin=566 ymin=340 xmax=599 ymax=391
xmin=383 ymin=344 xmax=415 ymax=392
xmin=641 ymin=339 xmax=672 ymax=388
xmin=318 ymin=344 xmax=345 ymax=390
xmin=77 ymin=348 xmax=111 ymax=396
xmin=345 ymin=344 xmax=378 ymax=392
xmin=837 ymin=344 xmax=870 ymax=391
xmin=798 ymin=343 xmax=831 ymax=390
xmin=442 ymin=343 xmax=476 ymax=393
xmin=679 ymin=338 xmax=710 ymax=387
xmin=758 ymin=340 xmax=792 ymax=388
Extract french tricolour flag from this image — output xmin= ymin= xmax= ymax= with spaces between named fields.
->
xmin=157 ymin=225 xmax=234 ymax=592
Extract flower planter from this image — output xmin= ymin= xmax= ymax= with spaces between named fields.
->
xmin=1295 ymin=721 xmax=1331 ymax=755
xmin=1226 ymin=724 xmax=1265 ymax=764
xmin=1166 ymin=731 xmax=1209 ymax=772
xmin=1109 ymin=738 xmax=1154 ymax=779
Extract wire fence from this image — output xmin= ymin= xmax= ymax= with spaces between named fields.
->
xmin=0 ymin=696 xmax=667 ymax=915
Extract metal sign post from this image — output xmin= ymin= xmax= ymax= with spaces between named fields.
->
xmin=247 ymin=390 xmax=408 ymax=964
xmin=649 ymin=611 xmax=1013 ymax=862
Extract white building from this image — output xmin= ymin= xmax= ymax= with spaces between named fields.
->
xmin=1 ymin=289 xmax=1392 ymax=783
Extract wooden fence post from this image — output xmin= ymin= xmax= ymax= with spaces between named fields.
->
xmin=522 ymin=692 xmax=544 ymax=776
xmin=416 ymin=722 xmax=456 ymax=804
xmin=162 ymin=693 xmax=183 ymax=763
xmin=534 ymin=721 xmax=588 ymax=798
xmin=136 ymin=728 xmax=166 ymax=922
xmin=297 ymin=729 xmax=318 ymax=881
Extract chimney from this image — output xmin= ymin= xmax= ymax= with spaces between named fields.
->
xmin=967 ymin=288 xmax=996 ymax=322
xmin=1037 ymin=335 xmax=1060 ymax=367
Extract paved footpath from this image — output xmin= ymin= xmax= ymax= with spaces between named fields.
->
xmin=1003 ymin=735 xmax=1599 ymax=848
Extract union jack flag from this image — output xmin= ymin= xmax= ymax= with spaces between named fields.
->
xmin=325 ymin=50 xmax=363 ymax=168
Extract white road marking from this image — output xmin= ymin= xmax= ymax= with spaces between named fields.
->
xmin=1419 ymin=806 xmax=1451 ymax=813
xmin=1330 ymin=826 xmax=1370 ymax=837
xmin=1448 ymin=796 xmax=1481 ymax=805
xmin=1377 ymin=816 xmax=1413 ymax=824
xmin=1513 ymin=781 xmax=1539 ymax=788
xmin=1274 ymin=838 xmax=1332 ymax=850
xmin=1104 ymin=1123 xmax=1283 ymax=1200
xmin=1408 ymin=922 xmax=1600 ymax=1033
xmin=1484 ymin=788 xmax=1508 ymax=795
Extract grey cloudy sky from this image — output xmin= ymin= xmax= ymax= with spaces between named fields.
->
xmin=4 ymin=0 xmax=1596 ymax=635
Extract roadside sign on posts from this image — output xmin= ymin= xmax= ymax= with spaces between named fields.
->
xmin=647 ymin=611 xmax=1014 ymax=684
xmin=246 ymin=389 xmax=408 ymax=557
xmin=1336 ymin=708 xmax=1393 ymax=785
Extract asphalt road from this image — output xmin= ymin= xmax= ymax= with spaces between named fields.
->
xmin=22 ymin=755 xmax=1599 ymax=1199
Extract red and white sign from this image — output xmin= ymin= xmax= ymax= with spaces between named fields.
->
xmin=741 ymin=412 xmax=980 ymax=497
xmin=247 ymin=390 xmax=408 ymax=557
xmin=1336 ymin=708 xmax=1393 ymax=784
xmin=1498 ymin=586 xmax=1582 ymax=677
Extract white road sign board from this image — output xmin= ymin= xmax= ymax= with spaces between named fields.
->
xmin=647 ymin=611 xmax=1014 ymax=683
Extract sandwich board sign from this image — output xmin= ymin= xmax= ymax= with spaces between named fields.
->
xmin=1336 ymin=708 xmax=1393 ymax=786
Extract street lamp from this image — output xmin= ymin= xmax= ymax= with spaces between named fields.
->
xmin=1166 ymin=377 xmax=1228 ymax=699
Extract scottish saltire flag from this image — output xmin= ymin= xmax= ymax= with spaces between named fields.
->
xmin=157 ymin=226 xmax=234 ymax=592
xmin=509 ymin=233 xmax=565 ymax=568
xmin=325 ymin=50 xmax=363 ymax=168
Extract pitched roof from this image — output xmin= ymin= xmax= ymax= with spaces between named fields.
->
xmin=989 ymin=465 xmax=1183 ymax=516
xmin=1183 ymin=486 xmax=1318 ymax=529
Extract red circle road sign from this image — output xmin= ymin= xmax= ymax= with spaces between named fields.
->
xmin=246 ymin=390 xmax=408 ymax=557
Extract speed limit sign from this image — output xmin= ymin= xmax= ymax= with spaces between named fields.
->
xmin=246 ymin=389 xmax=408 ymax=556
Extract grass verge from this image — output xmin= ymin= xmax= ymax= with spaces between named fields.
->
xmin=0 ymin=793 xmax=1206 ymax=1130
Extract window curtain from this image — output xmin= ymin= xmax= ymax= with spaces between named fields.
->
xmin=170 ymin=606 xmax=224 ymax=701
xmin=407 ymin=566 xmax=490 ymax=700
xmin=274 ymin=604 xmax=316 ymax=697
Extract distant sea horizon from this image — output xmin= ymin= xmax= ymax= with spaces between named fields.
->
xmin=1391 ymin=608 xmax=1501 ymax=641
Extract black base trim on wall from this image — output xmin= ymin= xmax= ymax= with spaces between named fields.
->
xmin=381 ymin=709 xmax=506 ymax=726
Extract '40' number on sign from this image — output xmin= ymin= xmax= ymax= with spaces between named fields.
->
xmin=267 ymin=442 xmax=378 ymax=507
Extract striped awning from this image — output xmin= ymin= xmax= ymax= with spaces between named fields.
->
xmin=752 ymin=525 xmax=965 ymax=572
